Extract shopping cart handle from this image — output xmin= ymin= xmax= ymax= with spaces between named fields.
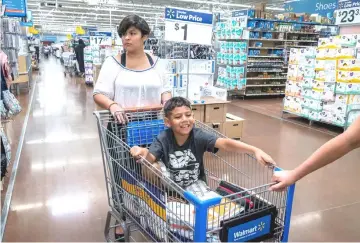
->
xmin=124 ymin=105 xmax=163 ymax=113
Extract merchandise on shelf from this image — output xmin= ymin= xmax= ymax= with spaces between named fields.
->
xmin=284 ymin=35 xmax=360 ymax=127
xmin=1 ymin=18 xmax=21 ymax=77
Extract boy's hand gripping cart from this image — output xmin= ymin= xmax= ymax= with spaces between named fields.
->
xmin=94 ymin=108 xmax=295 ymax=242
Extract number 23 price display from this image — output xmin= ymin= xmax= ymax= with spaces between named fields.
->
xmin=336 ymin=7 xmax=360 ymax=25
xmin=164 ymin=8 xmax=213 ymax=46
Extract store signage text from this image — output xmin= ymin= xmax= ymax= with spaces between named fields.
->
xmin=338 ymin=0 xmax=360 ymax=9
xmin=164 ymin=7 xmax=213 ymax=46
xmin=284 ymin=0 xmax=337 ymax=17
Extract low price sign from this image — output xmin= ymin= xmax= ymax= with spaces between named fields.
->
xmin=164 ymin=8 xmax=213 ymax=45
xmin=336 ymin=0 xmax=360 ymax=25
xmin=89 ymin=31 xmax=112 ymax=46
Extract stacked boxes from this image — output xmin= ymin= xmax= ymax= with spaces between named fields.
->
xmin=284 ymin=35 xmax=360 ymax=127
xmin=284 ymin=47 xmax=317 ymax=116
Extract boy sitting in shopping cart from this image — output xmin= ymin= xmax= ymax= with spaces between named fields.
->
xmin=130 ymin=97 xmax=275 ymax=188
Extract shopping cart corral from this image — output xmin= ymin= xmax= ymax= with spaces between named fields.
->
xmin=94 ymin=109 xmax=295 ymax=242
xmin=62 ymin=52 xmax=78 ymax=77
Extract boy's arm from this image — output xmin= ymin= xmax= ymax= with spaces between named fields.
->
xmin=270 ymin=116 xmax=360 ymax=192
xmin=215 ymin=138 xmax=275 ymax=166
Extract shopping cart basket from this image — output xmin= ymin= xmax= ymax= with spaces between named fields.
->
xmin=62 ymin=52 xmax=77 ymax=77
xmin=94 ymin=109 xmax=295 ymax=242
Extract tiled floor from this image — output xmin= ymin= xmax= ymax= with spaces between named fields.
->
xmin=3 ymin=58 xmax=360 ymax=241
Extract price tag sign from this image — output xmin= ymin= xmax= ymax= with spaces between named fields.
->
xmin=336 ymin=0 xmax=360 ymax=25
xmin=232 ymin=10 xmax=248 ymax=28
xmin=89 ymin=32 xmax=112 ymax=46
xmin=164 ymin=8 xmax=213 ymax=45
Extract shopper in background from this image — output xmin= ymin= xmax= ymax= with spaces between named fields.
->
xmin=75 ymin=39 xmax=86 ymax=76
xmin=93 ymin=15 xmax=171 ymax=242
xmin=270 ymin=116 xmax=360 ymax=191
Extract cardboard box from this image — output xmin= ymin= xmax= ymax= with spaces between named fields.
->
xmin=224 ymin=113 xmax=244 ymax=139
xmin=18 ymin=55 xmax=28 ymax=73
xmin=192 ymin=105 xmax=204 ymax=122
xmin=206 ymin=122 xmax=223 ymax=134
xmin=13 ymin=74 xmax=29 ymax=84
xmin=255 ymin=3 xmax=266 ymax=11
xmin=205 ymin=103 xmax=227 ymax=123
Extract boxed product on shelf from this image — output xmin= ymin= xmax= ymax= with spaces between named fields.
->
xmin=173 ymin=87 xmax=187 ymax=98
xmin=338 ymin=59 xmax=360 ymax=71
xmin=285 ymin=81 xmax=301 ymax=97
xmin=348 ymin=94 xmax=360 ymax=105
xmin=309 ymin=110 xmax=320 ymax=121
xmin=284 ymin=96 xmax=302 ymax=114
xmin=301 ymin=107 xmax=310 ymax=118
xmin=348 ymin=110 xmax=360 ymax=125
xmin=302 ymin=78 xmax=313 ymax=89
xmin=177 ymin=59 xmax=215 ymax=74
xmin=303 ymin=98 xmax=323 ymax=111
xmin=337 ymin=34 xmax=358 ymax=47
xmin=318 ymin=37 xmax=338 ymax=49
xmin=337 ymin=48 xmax=357 ymax=59
xmin=336 ymin=82 xmax=360 ymax=94
xmin=287 ymin=65 xmax=298 ymax=81
xmin=224 ymin=113 xmax=244 ymax=139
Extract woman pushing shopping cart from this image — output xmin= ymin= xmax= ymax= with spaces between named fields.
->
xmin=94 ymin=97 xmax=296 ymax=242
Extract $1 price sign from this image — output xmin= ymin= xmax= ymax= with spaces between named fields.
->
xmin=164 ymin=8 xmax=213 ymax=46
xmin=336 ymin=7 xmax=360 ymax=25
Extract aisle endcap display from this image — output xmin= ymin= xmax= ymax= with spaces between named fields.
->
xmin=283 ymin=34 xmax=360 ymax=128
xmin=215 ymin=8 xmax=338 ymax=98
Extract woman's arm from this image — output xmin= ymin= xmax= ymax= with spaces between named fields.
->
xmin=270 ymin=116 xmax=360 ymax=191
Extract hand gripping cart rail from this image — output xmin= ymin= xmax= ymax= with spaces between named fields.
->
xmin=94 ymin=108 xmax=296 ymax=242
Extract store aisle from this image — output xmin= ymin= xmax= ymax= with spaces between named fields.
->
xmin=3 ymin=58 xmax=108 ymax=241
xmin=3 ymin=58 xmax=360 ymax=241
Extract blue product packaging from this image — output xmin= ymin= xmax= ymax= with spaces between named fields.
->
xmin=255 ymin=42 xmax=263 ymax=47
xmin=247 ymin=20 xmax=256 ymax=29
xmin=248 ymin=9 xmax=255 ymax=18
xmin=226 ymin=28 xmax=232 ymax=39
xmin=228 ymin=54 xmax=234 ymax=65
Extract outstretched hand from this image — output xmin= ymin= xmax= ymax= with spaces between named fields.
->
xmin=270 ymin=170 xmax=297 ymax=192
xmin=254 ymin=149 xmax=276 ymax=167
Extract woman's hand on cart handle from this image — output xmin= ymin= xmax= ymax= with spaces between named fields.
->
xmin=109 ymin=103 xmax=129 ymax=124
xmin=254 ymin=149 xmax=276 ymax=167
xmin=270 ymin=170 xmax=297 ymax=192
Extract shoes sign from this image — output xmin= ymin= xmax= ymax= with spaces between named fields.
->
xmin=164 ymin=8 xmax=213 ymax=46
xmin=336 ymin=0 xmax=360 ymax=25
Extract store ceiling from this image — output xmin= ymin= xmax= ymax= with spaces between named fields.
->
xmin=27 ymin=0 xmax=285 ymax=34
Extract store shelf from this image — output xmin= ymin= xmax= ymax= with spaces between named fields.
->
xmin=248 ymin=18 xmax=337 ymax=26
xmin=247 ymin=77 xmax=287 ymax=80
xmin=285 ymin=45 xmax=317 ymax=48
xmin=248 ymin=60 xmax=284 ymax=63
xmin=247 ymin=70 xmax=284 ymax=73
xmin=249 ymin=39 xmax=285 ymax=42
xmin=218 ymin=39 xmax=247 ymax=42
xmin=247 ymin=29 xmax=284 ymax=33
xmin=285 ymin=40 xmax=318 ymax=43
xmin=247 ymin=65 xmax=284 ymax=68
xmin=248 ymin=47 xmax=284 ymax=50
xmin=246 ymin=92 xmax=285 ymax=96
xmin=248 ymin=55 xmax=283 ymax=58
xmin=246 ymin=84 xmax=286 ymax=87
xmin=217 ymin=63 xmax=245 ymax=67
xmin=286 ymin=32 xmax=320 ymax=35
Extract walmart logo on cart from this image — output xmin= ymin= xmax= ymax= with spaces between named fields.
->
xmin=228 ymin=215 xmax=272 ymax=242
xmin=233 ymin=222 xmax=265 ymax=240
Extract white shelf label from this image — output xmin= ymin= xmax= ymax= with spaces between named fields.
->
xmin=164 ymin=8 xmax=213 ymax=45
xmin=90 ymin=32 xmax=112 ymax=46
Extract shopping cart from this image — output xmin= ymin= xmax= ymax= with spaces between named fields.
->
xmin=62 ymin=52 xmax=77 ymax=77
xmin=94 ymin=109 xmax=295 ymax=242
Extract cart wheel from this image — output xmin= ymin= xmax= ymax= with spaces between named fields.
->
xmin=104 ymin=211 xmax=129 ymax=242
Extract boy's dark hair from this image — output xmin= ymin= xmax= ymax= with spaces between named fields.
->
xmin=164 ymin=97 xmax=192 ymax=117
xmin=118 ymin=15 xmax=150 ymax=38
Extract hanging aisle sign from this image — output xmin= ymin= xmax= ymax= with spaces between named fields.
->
xmin=89 ymin=31 xmax=112 ymax=46
xmin=3 ymin=0 xmax=26 ymax=17
xmin=336 ymin=0 xmax=360 ymax=25
xmin=164 ymin=8 xmax=213 ymax=46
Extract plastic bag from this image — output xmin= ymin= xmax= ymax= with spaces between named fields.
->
xmin=2 ymin=90 xmax=22 ymax=116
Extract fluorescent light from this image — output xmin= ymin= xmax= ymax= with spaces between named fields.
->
xmin=266 ymin=7 xmax=285 ymax=11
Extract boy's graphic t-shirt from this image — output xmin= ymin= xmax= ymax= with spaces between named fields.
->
xmin=149 ymin=128 xmax=218 ymax=187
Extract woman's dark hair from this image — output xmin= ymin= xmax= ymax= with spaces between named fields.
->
xmin=78 ymin=39 xmax=84 ymax=45
xmin=118 ymin=15 xmax=151 ymax=38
